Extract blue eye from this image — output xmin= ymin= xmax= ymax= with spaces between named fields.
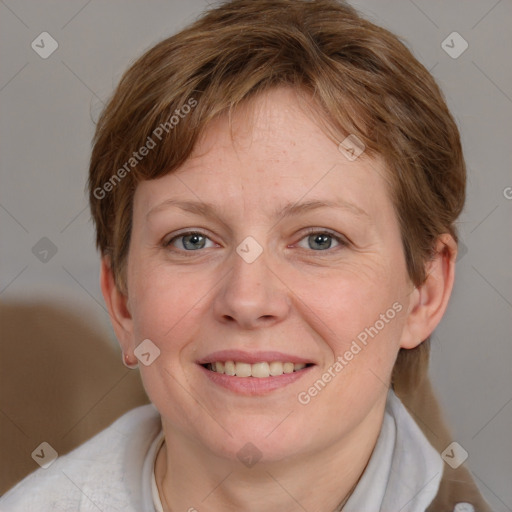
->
xmin=165 ymin=232 xmax=215 ymax=251
xmin=296 ymin=230 xmax=347 ymax=251
xmin=164 ymin=229 xmax=347 ymax=254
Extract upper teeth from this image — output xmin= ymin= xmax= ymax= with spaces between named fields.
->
xmin=207 ymin=361 xmax=307 ymax=378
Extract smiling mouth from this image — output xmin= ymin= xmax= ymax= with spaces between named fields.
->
xmin=202 ymin=361 xmax=314 ymax=378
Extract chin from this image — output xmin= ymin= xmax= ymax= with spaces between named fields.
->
xmin=201 ymin=416 xmax=312 ymax=464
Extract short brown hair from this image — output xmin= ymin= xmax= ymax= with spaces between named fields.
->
xmin=88 ymin=0 xmax=465 ymax=386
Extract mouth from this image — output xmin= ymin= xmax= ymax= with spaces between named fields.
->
xmin=202 ymin=361 xmax=313 ymax=377
xmin=196 ymin=350 xmax=316 ymax=395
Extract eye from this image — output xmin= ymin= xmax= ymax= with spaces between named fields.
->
xmin=164 ymin=229 xmax=348 ymax=253
xmin=296 ymin=229 xmax=348 ymax=251
xmin=164 ymin=231 xmax=216 ymax=251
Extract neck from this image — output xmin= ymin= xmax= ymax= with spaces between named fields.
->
xmin=155 ymin=401 xmax=386 ymax=512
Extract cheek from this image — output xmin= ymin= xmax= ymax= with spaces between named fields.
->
xmin=127 ymin=260 xmax=204 ymax=348
xmin=297 ymin=268 xmax=406 ymax=415
xmin=291 ymin=260 xmax=405 ymax=352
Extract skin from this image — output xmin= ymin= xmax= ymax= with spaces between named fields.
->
xmin=101 ymin=87 xmax=457 ymax=512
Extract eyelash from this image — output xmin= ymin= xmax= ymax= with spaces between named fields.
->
xmin=163 ymin=228 xmax=349 ymax=254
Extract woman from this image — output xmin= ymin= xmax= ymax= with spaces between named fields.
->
xmin=1 ymin=0 xmax=492 ymax=510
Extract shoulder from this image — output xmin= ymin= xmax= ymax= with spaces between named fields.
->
xmin=0 ymin=404 xmax=161 ymax=512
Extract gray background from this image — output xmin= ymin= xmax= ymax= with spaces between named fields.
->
xmin=0 ymin=0 xmax=511 ymax=508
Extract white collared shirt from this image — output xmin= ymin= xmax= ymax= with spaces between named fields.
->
xmin=0 ymin=390 xmax=458 ymax=511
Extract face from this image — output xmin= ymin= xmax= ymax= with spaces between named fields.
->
xmin=121 ymin=87 xmax=418 ymax=463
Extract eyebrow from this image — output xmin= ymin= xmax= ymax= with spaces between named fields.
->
xmin=146 ymin=198 xmax=369 ymax=222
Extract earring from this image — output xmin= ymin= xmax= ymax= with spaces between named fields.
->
xmin=122 ymin=352 xmax=139 ymax=369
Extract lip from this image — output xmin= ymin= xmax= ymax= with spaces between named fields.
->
xmin=196 ymin=349 xmax=314 ymax=365
xmin=198 ymin=363 xmax=314 ymax=395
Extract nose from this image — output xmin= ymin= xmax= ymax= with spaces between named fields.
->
xmin=212 ymin=244 xmax=291 ymax=330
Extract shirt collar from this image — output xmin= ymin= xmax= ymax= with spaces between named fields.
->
xmin=343 ymin=388 xmax=443 ymax=511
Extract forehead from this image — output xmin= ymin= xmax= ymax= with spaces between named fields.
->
xmin=134 ymin=87 xmax=392 ymax=222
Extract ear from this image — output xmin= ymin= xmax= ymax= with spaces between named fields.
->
xmin=100 ymin=256 xmax=135 ymax=357
xmin=399 ymin=234 xmax=457 ymax=349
